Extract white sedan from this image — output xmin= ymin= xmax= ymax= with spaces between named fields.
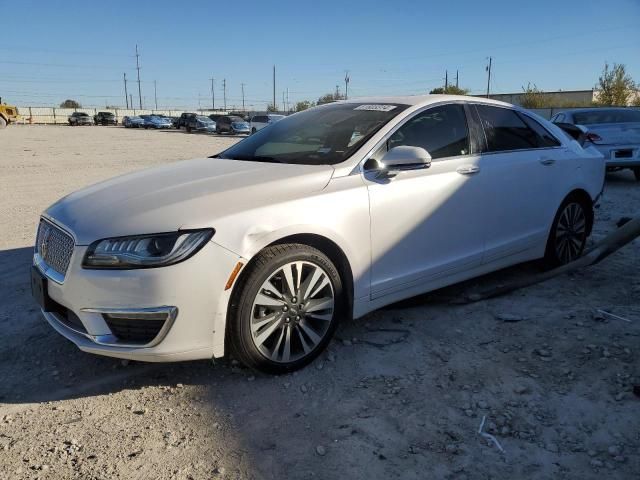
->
xmin=32 ymin=95 xmax=605 ymax=373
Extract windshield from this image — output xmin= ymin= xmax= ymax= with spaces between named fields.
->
xmin=217 ymin=102 xmax=408 ymax=165
xmin=574 ymin=109 xmax=640 ymax=125
xmin=230 ymin=116 xmax=245 ymax=123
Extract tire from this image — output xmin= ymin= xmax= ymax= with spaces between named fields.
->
xmin=543 ymin=196 xmax=591 ymax=268
xmin=228 ymin=243 xmax=345 ymax=374
xmin=251 ymin=127 xmax=257 ymax=134
xmin=0 ymin=117 xmax=7 ymax=129
xmin=633 ymin=167 xmax=640 ymax=182
xmin=186 ymin=125 xmax=192 ymax=133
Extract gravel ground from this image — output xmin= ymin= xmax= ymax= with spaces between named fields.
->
xmin=1 ymin=125 xmax=639 ymax=480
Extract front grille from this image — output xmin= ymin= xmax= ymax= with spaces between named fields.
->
xmin=104 ymin=317 xmax=166 ymax=345
xmin=36 ymin=219 xmax=75 ymax=278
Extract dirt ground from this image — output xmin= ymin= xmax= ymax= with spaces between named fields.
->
xmin=1 ymin=125 xmax=639 ymax=480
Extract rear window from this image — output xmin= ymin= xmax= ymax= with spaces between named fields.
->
xmin=230 ymin=116 xmax=244 ymax=122
xmin=573 ymin=109 xmax=640 ymax=125
xmin=518 ymin=113 xmax=561 ymax=147
xmin=476 ymin=105 xmax=545 ymax=152
xmin=253 ymin=116 xmax=266 ymax=123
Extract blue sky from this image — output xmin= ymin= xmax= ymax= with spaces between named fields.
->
xmin=1 ymin=0 xmax=639 ymax=110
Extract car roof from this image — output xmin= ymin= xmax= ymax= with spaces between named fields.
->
xmin=340 ymin=94 xmax=514 ymax=109
xmin=554 ymin=107 xmax=636 ymax=115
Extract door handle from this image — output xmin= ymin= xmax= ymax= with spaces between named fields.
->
xmin=456 ymin=165 xmax=480 ymax=175
xmin=539 ymin=157 xmax=556 ymax=166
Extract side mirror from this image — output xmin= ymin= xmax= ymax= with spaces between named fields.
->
xmin=365 ymin=146 xmax=431 ymax=178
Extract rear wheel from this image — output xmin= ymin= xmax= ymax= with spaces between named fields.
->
xmin=228 ymin=244 xmax=344 ymax=374
xmin=0 ymin=117 xmax=7 ymax=129
xmin=544 ymin=197 xmax=590 ymax=267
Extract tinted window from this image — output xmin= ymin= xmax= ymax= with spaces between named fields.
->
xmin=476 ymin=105 xmax=543 ymax=152
xmin=519 ymin=114 xmax=561 ymax=147
xmin=387 ymin=104 xmax=470 ymax=159
xmin=252 ymin=116 xmax=266 ymax=123
xmin=573 ymin=109 xmax=640 ymax=125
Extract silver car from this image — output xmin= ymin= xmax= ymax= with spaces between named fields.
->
xmin=552 ymin=108 xmax=640 ymax=181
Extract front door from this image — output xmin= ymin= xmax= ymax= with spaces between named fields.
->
xmin=363 ymin=103 xmax=487 ymax=300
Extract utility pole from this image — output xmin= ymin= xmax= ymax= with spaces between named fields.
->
xmin=456 ymin=70 xmax=459 ymax=89
xmin=123 ymin=73 xmax=129 ymax=108
xmin=272 ymin=65 xmax=276 ymax=111
xmin=445 ymin=70 xmax=448 ymax=90
xmin=344 ymin=71 xmax=350 ymax=100
xmin=222 ymin=78 xmax=227 ymax=111
xmin=210 ymin=77 xmax=215 ymax=110
xmin=154 ymin=80 xmax=158 ymax=110
xmin=282 ymin=91 xmax=285 ymax=112
xmin=129 ymin=94 xmax=133 ymax=111
xmin=486 ymin=56 xmax=492 ymax=98
xmin=286 ymin=87 xmax=289 ymax=112
xmin=135 ymin=45 xmax=142 ymax=109
xmin=241 ymin=83 xmax=245 ymax=111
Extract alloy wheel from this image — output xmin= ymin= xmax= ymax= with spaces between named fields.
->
xmin=250 ymin=261 xmax=335 ymax=363
xmin=554 ymin=202 xmax=586 ymax=264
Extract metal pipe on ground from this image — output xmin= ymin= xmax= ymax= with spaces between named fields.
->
xmin=464 ymin=216 xmax=640 ymax=303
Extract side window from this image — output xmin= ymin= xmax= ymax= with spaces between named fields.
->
xmin=518 ymin=113 xmax=561 ymax=147
xmin=476 ymin=105 xmax=542 ymax=152
xmin=387 ymin=104 xmax=470 ymax=160
xmin=553 ymin=113 xmax=565 ymax=123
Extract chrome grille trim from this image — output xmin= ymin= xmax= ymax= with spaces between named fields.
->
xmin=34 ymin=219 xmax=75 ymax=282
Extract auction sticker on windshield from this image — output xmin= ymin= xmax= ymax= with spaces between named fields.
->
xmin=354 ymin=104 xmax=398 ymax=112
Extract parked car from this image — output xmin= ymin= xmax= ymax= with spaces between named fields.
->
xmin=138 ymin=115 xmax=171 ymax=129
xmin=216 ymin=115 xmax=250 ymax=135
xmin=250 ymin=114 xmax=285 ymax=134
xmin=122 ymin=116 xmax=145 ymax=128
xmin=552 ymin=108 xmax=640 ymax=181
xmin=185 ymin=115 xmax=216 ymax=133
xmin=94 ymin=111 xmax=117 ymax=126
xmin=208 ymin=114 xmax=222 ymax=123
xmin=68 ymin=112 xmax=93 ymax=126
xmin=175 ymin=112 xmax=197 ymax=129
xmin=32 ymin=95 xmax=604 ymax=373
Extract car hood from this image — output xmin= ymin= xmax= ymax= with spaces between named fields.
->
xmin=581 ymin=122 xmax=640 ymax=145
xmin=45 ymin=158 xmax=334 ymax=245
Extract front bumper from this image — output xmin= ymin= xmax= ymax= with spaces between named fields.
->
xmin=35 ymin=238 xmax=243 ymax=362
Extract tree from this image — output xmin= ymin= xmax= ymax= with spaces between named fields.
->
xmin=594 ymin=63 xmax=636 ymax=106
xmin=295 ymin=100 xmax=313 ymax=112
xmin=317 ymin=92 xmax=345 ymax=105
xmin=429 ymin=85 xmax=470 ymax=95
xmin=60 ymin=99 xmax=81 ymax=108
xmin=266 ymin=104 xmax=279 ymax=112
xmin=519 ymin=83 xmax=550 ymax=109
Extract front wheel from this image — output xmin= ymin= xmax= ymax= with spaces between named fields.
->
xmin=544 ymin=197 xmax=590 ymax=267
xmin=228 ymin=244 xmax=344 ymax=374
xmin=0 ymin=117 xmax=7 ymax=129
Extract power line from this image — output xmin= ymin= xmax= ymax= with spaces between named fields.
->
xmin=135 ymin=45 xmax=142 ymax=109
xmin=222 ymin=78 xmax=227 ymax=111
xmin=214 ymin=77 xmax=216 ymax=110
xmin=123 ymin=73 xmax=129 ymax=108
xmin=486 ymin=56 xmax=492 ymax=98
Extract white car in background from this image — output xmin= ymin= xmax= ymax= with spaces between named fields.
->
xmin=32 ymin=95 xmax=604 ymax=374
xmin=552 ymin=108 xmax=640 ymax=181
xmin=250 ymin=113 xmax=285 ymax=134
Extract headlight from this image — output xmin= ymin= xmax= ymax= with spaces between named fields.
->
xmin=83 ymin=229 xmax=214 ymax=269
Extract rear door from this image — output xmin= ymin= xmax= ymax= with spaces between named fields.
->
xmin=473 ymin=104 xmax=572 ymax=263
